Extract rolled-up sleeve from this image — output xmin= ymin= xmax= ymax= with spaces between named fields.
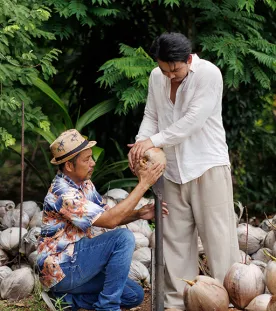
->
xmin=150 ymin=66 xmax=223 ymax=148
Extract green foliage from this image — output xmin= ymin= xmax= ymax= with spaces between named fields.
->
xmin=97 ymin=44 xmax=156 ymax=114
xmin=0 ymin=0 xmax=61 ymax=151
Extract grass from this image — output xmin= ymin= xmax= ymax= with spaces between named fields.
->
xmin=0 ymin=294 xmax=49 ymax=311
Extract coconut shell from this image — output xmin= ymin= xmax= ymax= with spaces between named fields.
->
xmin=183 ymin=275 xmax=229 ymax=311
xmin=223 ymin=262 xmax=265 ymax=309
xmin=264 ymin=260 xmax=276 ymax=295
xmin=267 ymin=295 xmax=276 ymax=311
xmin=245 ymin=294 xmax=271 ymax=311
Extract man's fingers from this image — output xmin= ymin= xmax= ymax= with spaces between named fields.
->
xmin=127 ymin=143 xmax=135 ymax=148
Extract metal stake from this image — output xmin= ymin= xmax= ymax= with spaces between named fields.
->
xmin=18 ymin=102 xmax=24 ymax=267
xmin=153 ymin=193 xmax=164 ymax=311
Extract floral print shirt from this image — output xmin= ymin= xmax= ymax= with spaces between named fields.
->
xmin=37 ymin=172 xmax=107 ymax=289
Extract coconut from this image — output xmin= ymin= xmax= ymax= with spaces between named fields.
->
xmin=267 ymin=295 xmax=276 ymax=311
xmin=1 ymin=209 xmax=30 ymax=229
xmin=0 ymin=249 xmax=9 ymax=266
xmin=264 ymin=257 xmax=276 ymax=294
xmin=0 ymin=266 xmax=12 ymax=285
xmin=143 ymin=148 xmax=167 ymax=170
xmin=103 ymin=189 xmax=129 ymax=202
xmin=260 ymin=218 xmax=276 ymax=232
xmin=223 ymin=262 xmax=265 ymax=309
xmin=0 ymin=267 xmax=35 ymax=300
xmin=128 ymin=260 xmax=150 ymax=287
xmin=19 ymin=227 xmax=41 ymax=256
xmin=29 ymin=211 xmax=43 ymax=228
xmin=264 ymin=231 xmax=276 ymax=250
xmin=251 ymin=260 xmax=267 ymax=273
xmin=0 ymin=227 xmax=28 ymax=252
xmin=237 ymin=223 xmax=267 ymax=254
xmin=239 ymin=250 xmax=252 ymax=264
xmin=28 ymin=251 xmax=38 ymax=268
xmin=102 ymin=195 xmax=118 ymax=208
xmin=273 ymin=242 xmax=276 ymax=257
xmin=149 ymin=230 xmax=155 ymax=248
xmin=132 ymin=219 xmax=152 ymax=239
xmin=0 ymin=200 xmax=15 ymax=219
xmin=251 ymin=248 xmax=272 ymax=263
xmin=15 ymin=201 xmax=40 ymax=219
xmin=245 ymin=294 xmax=271 ymax=311
xmin=126 ymin=222 xmax=142 ymax=233
xmin=133 ymin=247 xmax=151 ymax=268
xmin=134 ymin=197 xmax=154 ymax=210
xmin=183 ymin=275 xmax=229 ymax=311
xmin=133 ymin=232 xmax=149 ymax=250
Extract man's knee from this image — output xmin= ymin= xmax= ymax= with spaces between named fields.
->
xmin=115 ymin=228 xmax=135 ymax=248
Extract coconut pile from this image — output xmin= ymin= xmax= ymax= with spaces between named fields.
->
xmin=0 ymin=196 xmax=275 ymax=311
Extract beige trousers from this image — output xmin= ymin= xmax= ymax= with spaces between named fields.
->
xmin=163 ymin=165 xmax=240 ymax=310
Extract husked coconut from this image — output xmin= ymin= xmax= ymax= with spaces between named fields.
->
xmin=264 ymin=231 xmax=276 ymax=250
xmin=28 ymin=251 xmax=38 ymax=268
xmin=251 ymin=260 xmax=267 ymax=273
xmin=267 ymin=295 xmax=276 ymax=311
xmin=128 ymin=260 xmax=150 ymax=287
xmin=1 ymin=209 xmax=29 ymax=229
xmin=126 ymin=222 xmax=142 ymax=233
xmin=102 ymin=195 xmax=117 ymax=208
xmin=0 ymin=267 xmax=35 ymax=300
xmin=239 ymin=250 xmax=252 ymax=264
xmin=133 ymin=247 xmax=151 ymax=268
xmin=237 ymin=223 xmax=267 ymax=254
xmin=0 ymin=266 xmax=12 ymax=285
xmin=104 ymin=188 xmax=129 ymax=202
xmin=264 ymin=256 xmax=276 ymax=295
xmin=134 ymin=197 xmax=154 ymax=210
xmin=251 ymin=248 xmax=272 ymax=263
xmin=149 ymin=230 xmax=155 ymax=248
xmin=0 ymin=249 xmax=9 ymax=266
xmin=132 ymin=219 xmax=152 ymax=239
xmin=259 ymin=218 xmax=276 ymax=232
xmin=143 ymin=148 xmax=167 ymax=171
xmin=19 ymin=227 xmax=41 ymax=256
xmin=29 ymin=211 xmax=43 ymax=228
xmin=133 ymin=232 xmax=149 ymax=250
xmin=0 ymin=227 xmax=28 ymax=252
xmin=15 ymin=201 xmax=40 ymax=219
xmin=0 ymin=201 xmax=14 ymax=219
xmin=245 ymin=294 xmax=271 ymax=311
xmin=183 ymin=275 xmax=229 ymax=311
xmin=223 ymin=262 xmax=265 ymax=309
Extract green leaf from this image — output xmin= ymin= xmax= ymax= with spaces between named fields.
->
xmin=32 ymin=127 xmax=56 ymax=144
xmin=75 ymin=99 xmax=116 ymax=131
xmin=31 ymin=76 xmax=73 ymax=129
xmin=99 ymin=177 xmax=138 ymax=193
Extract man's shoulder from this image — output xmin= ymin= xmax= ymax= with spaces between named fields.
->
xmin=194 ymin=57 xmax=222 ymax=78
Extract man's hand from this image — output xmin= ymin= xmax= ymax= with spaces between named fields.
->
xmin=127 ymin=138 xmax=154 ymax=173
xmin=138 ymin=201 xmax=168 ymax=220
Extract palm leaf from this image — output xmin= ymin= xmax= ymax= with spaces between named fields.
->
xmin=99 ymin=177 xmax=138 ymax=193
xmin=31 ymin=76 xmax=73 ymax=129
xmin=75 ymin=99 xmax=116 ymax=131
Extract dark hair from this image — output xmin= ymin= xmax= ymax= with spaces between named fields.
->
xmin=150 ymin=32 xmax=192 ymax=63
xmin=58 ymin=153 xmax=80 ymax=172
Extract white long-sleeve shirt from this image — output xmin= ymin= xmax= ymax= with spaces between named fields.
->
xmin=136 ymin=54 xmax=230 ymax=184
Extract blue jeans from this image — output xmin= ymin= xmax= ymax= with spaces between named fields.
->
xmin=51 ymin=228 xmax=144 ymax=311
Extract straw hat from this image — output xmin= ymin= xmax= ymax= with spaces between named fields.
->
xmin=50 ymin=129 xmax=97 ymax=165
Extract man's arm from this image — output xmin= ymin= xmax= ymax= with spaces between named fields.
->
xmin=93 ymin=162 xmax=164 ymax=229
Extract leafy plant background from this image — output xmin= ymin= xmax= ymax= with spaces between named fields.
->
xmin=0 ymin=0 xmax=275 ymax=214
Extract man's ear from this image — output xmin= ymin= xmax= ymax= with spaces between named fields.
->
xmin=64 ymin=161 xmax=74 ymax=172
xmin=187 ymin=54 xmax=192 ymax=64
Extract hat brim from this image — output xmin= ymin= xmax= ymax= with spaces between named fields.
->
xmin=50 ymin=140 xmax=97 ymax=165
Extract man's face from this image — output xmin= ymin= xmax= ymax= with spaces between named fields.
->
xmin=157 ymin=56 xmax=192 ymax=83
xmin=70 ymin=148 xmax=95 ymax=184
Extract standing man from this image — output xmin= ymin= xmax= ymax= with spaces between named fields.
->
xmin=128 ymin=32 xmax=239 ymax=311
xmin=37 ymin=129 xmax=167 ymax=311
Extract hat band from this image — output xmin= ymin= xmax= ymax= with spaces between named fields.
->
xmin=55 ymin=140 xmax=89 ymax=161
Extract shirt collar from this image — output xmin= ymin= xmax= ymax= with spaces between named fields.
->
xmin=56 ymin=171 xmax=83 ymax=190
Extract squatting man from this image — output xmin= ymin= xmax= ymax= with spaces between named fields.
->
xmin=37 ymin=129 xmax=168 ymax=311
